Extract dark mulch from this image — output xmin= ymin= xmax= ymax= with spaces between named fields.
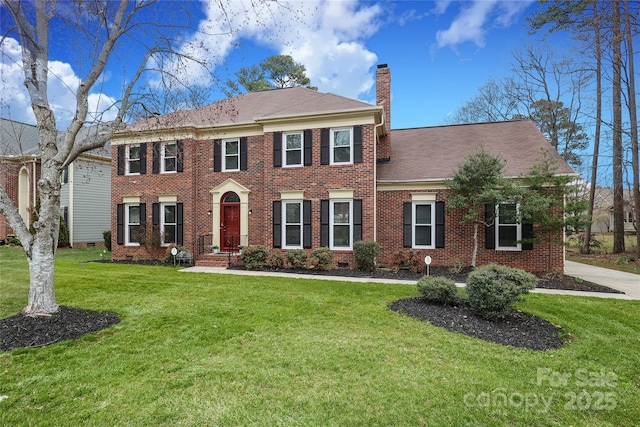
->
xmin=0 ymin=306 xmax=120 ymax=352
xmin=389 ymin=297 xmax=564 ymax=351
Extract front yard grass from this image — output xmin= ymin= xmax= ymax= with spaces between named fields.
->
xmin=1 ymin=246 xmax=639 ymax=426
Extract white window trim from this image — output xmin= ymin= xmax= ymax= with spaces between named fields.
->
xmin=283 ymin=131 xmax=303 ymax=168
xmin=126 ymin=145 xmax=141 ymax=175
xmin=161 ymin=142 xmax=177 ymax=174
xmin=412 ymin=201 xmax=435 ymax=249
xmin=495 ymin=203 xmax=521 ymax=251
xmin=329 ymin=199 xmax=352 ymax=250
xmin=329 ymin=127 xmax=353 ymax=165
xmin=282 ymin=200 xmax=303 ymax=249
xmin=222 ymin=138 xmax=240 ymax=172
xmin=125 ymin=203 xmax=141 ymax=246
xmin=161 ymin=202 xmax=177 ymax=246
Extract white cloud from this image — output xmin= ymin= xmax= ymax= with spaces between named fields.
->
xmin=1 ymin=37 xmax=120 ymax=129
xmin=434 ymin=0 xmax=534 ymax=50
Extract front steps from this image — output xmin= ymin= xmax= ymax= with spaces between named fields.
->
xmin=195 ymin=253 xmax=241 ymax=268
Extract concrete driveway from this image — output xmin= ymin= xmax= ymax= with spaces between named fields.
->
xmin=564 ymin=260 xmax=640 ymax=299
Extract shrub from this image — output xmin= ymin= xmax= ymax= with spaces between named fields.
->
xmin=164 ymin=245 xmax=187 ymax=263
xmin=240 ymin=245 xmax=267 ymax=270
xmin=392 ymin=249 xmax=423 ymax=274
xmin=309 ymin=247 xmax=333 ymax=271
xmin=286 ymin=249 xmax=307 ymax=269
xmin=417 ymin=276 xmax=458 ymax=305
xmin=466 ymin=264 xmax=537 ymax=321
xmin=103 ymin=230 xmax=112 ymax=252
xmin=265 ymin=249 xmax=285 ymax=270
xmin=353 ymin=240 xmax=380 ymax=272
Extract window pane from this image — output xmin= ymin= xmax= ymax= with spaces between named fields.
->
xmin=164 ymin=143 xmax=177 ymax=157
xmin=225 ymin=140 xmax=238 ymax=154
xmin=498 ymin=226 xmax=518 ymax=247
xmin=415 ymin=226 xmax=432 ymax=246
xmin=333 ymin=130 xmax=350 ymax=146
xmin=164 ymin=225 xmax=176 ymax=244
xmin=286 ymin=150 xmax=301 ymax=165
xmin=225 ymin=156 xmax=238 ymax=170
xmin=164 ymin=158 xmax=176 ymax=172
xmin=223 ymin=193 xmax=240 ymax=203
xmin=499 ymin=204 xmax=517 ymax=224
xmin=129 ymin=146 xmax=140 ymax=159
xmin=286 ymin=134 xmax=301 ymax=149
xmin=285 ymin=225 xmax=301 ymax=246
xmin=129 ymin=206 xmax=140 ymax=224
xmin=333 ymin=202 xmax=350 ymax=224
xmin=415 ymin=205 xmax=431 ymax=225
xmin=129 ymin=225 xmax=140 ymax=243
xmin=333 ymin=225 xmax=350 ymax=247
xmin=285 ymin=203 xmax=300 ymax=223
xmin=333 ymin=146 xmax=350 ymax=163
xmin=164 ymin=205 xmax=175 ymax=223
xmin=128 ymin=160 xmax=140 ymax=174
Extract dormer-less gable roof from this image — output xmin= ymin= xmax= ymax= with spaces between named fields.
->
xmin=377 ymin=120 xmax=576 ymax=182
xmin=124 ymin=87 xmax=382 ymax=133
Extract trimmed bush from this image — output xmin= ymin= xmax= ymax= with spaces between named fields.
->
xmin=265 ymin=249 xmax=285 ymax=270
xmin=103 ymin=230 xmax=112 ymax=252
xmin=309 ymin=247 xmax=333 ymax=271
xmin=466 ymin=264 xmax=538 ymax=320
xmin=392 ymin=249 xmax=423 ymax=274
xmin=286 ymin=249 xmax=307 ymax=269
xmin=353 ymin=240 xmax=380 ymax=273
xmin=164 ymin=245 xmax=187 ymax=263
xmin=417 ymin=276 xmax=458 ymax=305
xmin=240 ymin=245 xmax=267 ymax=270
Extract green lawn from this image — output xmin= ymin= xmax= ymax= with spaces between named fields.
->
xmin=1 ymin=246 xmax=639 ymax=426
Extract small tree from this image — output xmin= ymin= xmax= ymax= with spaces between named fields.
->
xmin=446 ymin=149 xmax=523 ymax=267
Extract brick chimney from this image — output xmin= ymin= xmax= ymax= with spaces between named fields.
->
xmin=376 ymin=64 xmax=391 ymax=161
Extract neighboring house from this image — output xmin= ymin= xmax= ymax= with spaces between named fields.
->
xmin=591 ymin=187 xmax=636 ymax=234
xmin=110 ymin=64 xmax=575 ymax=272
xmin=0 ymin=118 xmax=111 ymax=247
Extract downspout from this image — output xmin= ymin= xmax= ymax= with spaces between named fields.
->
xmin=373 ymin=109 xmax=386 ymax=242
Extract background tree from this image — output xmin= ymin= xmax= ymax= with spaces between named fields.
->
xmin=225 ymin=54 xmax=317 ymax=96
xmin=445 ymin=150 xmax=523 ymax=268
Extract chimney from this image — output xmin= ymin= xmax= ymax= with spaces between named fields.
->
xmin=376 ymin=64 xmax=391 ymax=161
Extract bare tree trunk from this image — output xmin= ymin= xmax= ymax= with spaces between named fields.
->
xmin=612 ymin=0 xmax=625 ymax=254
xmin=472 ymin=222 xmax=479 ymax=268
xmin=25 ymin=245 xmax=59 ymax=315
xmin=623 ymin=0 xmax=639 ymax=255
xmin=583 ymin=3 xmax=603 ymax=254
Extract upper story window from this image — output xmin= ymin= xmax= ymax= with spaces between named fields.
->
xmin=223 ymin=139 xmax=240 ymax=171
xmin=413 ymin=202 xmax=435 ymax=248
xmin=126 ymin=145 xmax=141 ymax=175
xmin=162 ymin=142 xmax=177 ymax=173
xmin=496 ymin=203 xmax=521 ymax=250
xmin=284 ymin=132 xmax=303 ymax=167
xmin=330 ymin=128 xmax=353 ymax=164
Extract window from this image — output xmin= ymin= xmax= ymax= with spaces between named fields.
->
xmin=223 ymin=139 xmax=240 ymax=171
xmin=162 ymin=142 xmax=177 ymax=173
xmin=284 ymin=132 xmax=303 ymax=167
xmin=330 ymin=200 xmax=352 ymax=249
xmin=330 ymin=128 xmax=353 ymax=164
xmin=283 ymin=201 xmax=303 ymax=248
xmin=413 ymin=202 xmax=434 ymax=248
xmin=496 ymin=203 xmax=521 ymax=250
xmin=126 ymin=204 xmax=141 ymax=245
xmin=126 ymin=145 xmax=141 ymax=175
xmin=161 ymin=203 xmax=176 ymax=245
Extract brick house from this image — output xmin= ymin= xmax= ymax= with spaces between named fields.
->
xmin=110 ymin=64 xmax=575 ymax=272
xmin=1 ymin=118 xmax=111 ymax=247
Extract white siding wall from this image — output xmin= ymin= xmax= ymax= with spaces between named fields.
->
xmin=71 ymin=159 xmax=111 ymax=244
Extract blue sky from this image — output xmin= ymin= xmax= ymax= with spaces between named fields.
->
xmin=1 ymin=0 xmax=559 ymax=130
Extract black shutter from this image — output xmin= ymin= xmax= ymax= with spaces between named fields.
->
xmin=435 ymin=201 xmax=445 ymax=248
xmin=240 ymin=137 xmax=248 ymax=170
xmin=522 ymin=222 xmax=534 ymax=250
xmin=320 ymin=200 xmax=329 ymax=247
xmin=152 ymin=203 xmax=160 ymax=239
xmin=176 ymin=203 xmax=184 ymax=246
xmin=152 ymin=142 xmax=160 ymax=174
xmin=273 ymin=132 xmax=282 ymax=168
xmin=117 ymin=204 xmax=124 ymax=245
xmin=273 ymin=201 xmax=281 ymax=248
xmin=485 ymin=204 xmax=496 ymax=249
xmin=304 ymin=130 xmax=313 ymax=166
xmin=403 ymin=202 xmax=412 ymax=248
xmin=321 ymin=129 xmax=330 ymax=165
xmin=176 ymin=140 xmax=184 ymax=172
xmin=139 ymin=203 xmax=146 ymax=231
xmin=353 ymin=125 xmax=363 ymax=163
xmin=139 ymin=143 xmax=147 ymax=175
xmin=353 ymin=199 xmax=362 ymax=243
xmin=117 ymin=146 xmax=125 ymax=175
xmin=303 ymin=200 xmax=312 ymax=248
xmin=213 ymin=140 xmax=221 ymax=172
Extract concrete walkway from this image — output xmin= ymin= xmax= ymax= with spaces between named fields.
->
xmin=181 ymin=261 xmax=640 ymax=300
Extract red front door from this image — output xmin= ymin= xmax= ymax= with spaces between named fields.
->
xmin=221 ymin=204 xmax=240 ymax=251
